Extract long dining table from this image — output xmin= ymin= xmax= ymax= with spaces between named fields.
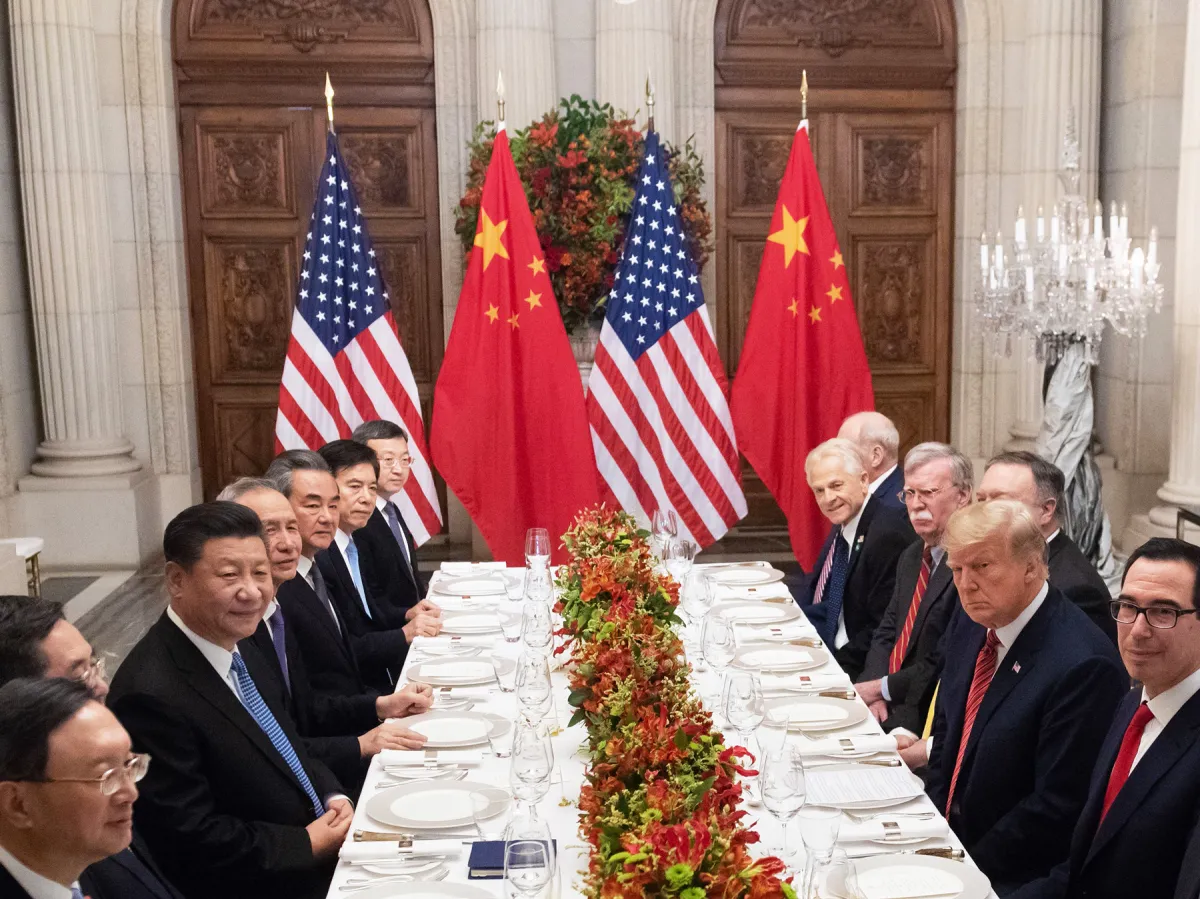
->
xmin=324 ymin=561 xmax=998 ymax=898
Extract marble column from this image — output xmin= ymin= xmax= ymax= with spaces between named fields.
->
xmin=1145 ymin=0 xmax=1200 ymax=538
xmin=1007 ymin=0 xmax=1102 ymax=451
xmin=475 ymin=0 xmax=556 ymax=130
xmin=9 ymin=0 xmax=139 ymax=478
xmin=596 ymin=0 xmax=675 ymax=141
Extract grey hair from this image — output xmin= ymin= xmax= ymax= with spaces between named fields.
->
xmin=215 ymin=476 xmax=280 ymax=503
xmin=805 ymin=438 xmax=865 ymax=480
xmin=264 ymin=449 xmax=330 ymax=499
xmin=842 ymin=411 xmax=900 ymax=462
xmin=904 ymin=442 xmax=974 ymax=493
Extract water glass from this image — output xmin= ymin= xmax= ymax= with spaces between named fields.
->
xmin=798 ymin=805 xmax=843 ymax=897
xmin=650 ymin=507 xmax=679 ymax=557
xmin=523 ymin=566 xmax=554 ymax=604
xmin=521 ymin=600 xmax=554 ymax=655
xmin=663 ymin=538 xmax=699 ymax=583
xmin=510 ymin=722 xmax=554 ymax=812
xmin=758 ymin=709 xmax=790 ymax=756
xmin=500 ymin=603 xmax=524 ymax=644
xmin=819 ymin=849 xmax=864 ymax=899
xmin=494 ymin=651 xmax=519 ymax=693
xmin=505 ymin=838 xmax=555 ymax=897
xmin=760 ymin=748 xmax=806 ymax=861
xmin=724 ymin=671 xmax=766 ymax=794
xmin=701 ymin=613 xmax=737 ymax=708
xmin=516 ymin=653 xmax=554 ymax=724
xmin=525 ymin=527 xmax=551 ymax=570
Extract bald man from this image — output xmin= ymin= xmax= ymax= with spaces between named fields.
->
xmin=839 ymin=411 xmax=904 ymax=510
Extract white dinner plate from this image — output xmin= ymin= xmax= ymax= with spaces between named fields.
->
xmin=432 ymin=575 xmax=509 ymax=597
xmin=407 ymin=655 xmax=514 ymax=687
xmin=358 ymin=858 xmax=446 ymax=877
xmin=402 ymin=710 xmax=511 ymax=748
xmin=439 ymin=612 xmax=503 ymax=635
xmin=713 ymin=601 xmax=802 ymax=625
xmin=349 ymin=880 xmax=493 ymax=899
xmin=707 ymin=567 xmax=786 ymax=586
xmin=365 ymin=781 xmax=509 ymax=830
xmin=764 ymin=695 xmax=869 ymax=732
xmin=846 ymin=855 xmax=991 ymax=899
xmin=733 ymin=642 xmax=830 ymax=673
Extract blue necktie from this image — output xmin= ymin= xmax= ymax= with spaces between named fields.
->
xmin=383 ymin=501 xmax=412 ymax=565
xmin=344 ymin=540 xmax=372 ymax=620
xmin=229 ymin=652 xmax=324 ymax=818
xmin=817 ymin=531 xmax=850 ymax=647
xmin=266 ymin=607 xmax=291 ymax=694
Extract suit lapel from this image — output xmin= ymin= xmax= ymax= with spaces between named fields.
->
xmin=159 ymin=618 xmax=309 ymax=794
xmin=288 ymin=573 xmax=351 ymax=656
xmin=903 ymin=559 xmax=953 ymax=664
xmin=395 ymin=512 xmax=420 ymax=589
xmin=0 ymin=863 xmax=34 ymax=899
xmin=844 ymin=498 xmax=877 ymax=583
xmin=1085 ymin=690 xmax=1200 ymax=864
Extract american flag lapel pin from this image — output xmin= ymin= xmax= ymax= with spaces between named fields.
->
xmin=1012 ymin=661 xmax=1022 ymax=674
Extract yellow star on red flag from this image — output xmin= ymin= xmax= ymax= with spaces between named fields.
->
xmin=830 ymin=250 xmax=845 ymax=270
xmin=524 ymin=290 xmax=543 ymax=310
xmin=473 ymin=210 xmax=510 ymax=270
xmin=507 ymin=312 xmax=520 ymax=329
xmin=826 ymin=284 xmax=844 ymax=304
xmin=787 ymin=298 xmax=800 ymax=318
xmin=527 ymin=255 xmax=547 ymax=276
xmin=767 ymin=205 xmax=810 ymax=267
xmin=808 ymin=306 xmax=823 ymax=324
xmin=484 ymin=303 xmax=499 ymax=323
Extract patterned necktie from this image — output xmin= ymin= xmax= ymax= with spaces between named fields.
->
xmin=229 ymin=652 xmax=324 ymax=818
xmin=344 ymin=539 xmax=372 ymax=619
xmin=1099 ymin=702 xmax=1155 ymax=823
xmin=383 ymin=501 xmax=412 ymax=566
xmin=266 ymin=607 xmax=291 ymax=693
xmin=945 ymin=629 xmax=1001 ymax=815
xmin=889 ymin=547 xmax=934 ymax=673
xmin=815 ymin=532 xmax=849 ymax=647
xmin=308 ymin=563 xmax=341 ymax=634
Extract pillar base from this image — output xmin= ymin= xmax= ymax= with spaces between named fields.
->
xmin=1123 ymin=510 xmax=1184 ymax=553
xmin=16 ymin=469 xmax=159 ymax=570
xmin=31 ymin=438 xmax=141 ymax=478
xmin=1004 ymin=423 xmax=1041 ymax=453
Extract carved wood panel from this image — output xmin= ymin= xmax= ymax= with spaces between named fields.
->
xmin=214 ymin=402 xmax=281 ymax=489
xmin=715 ymin=0 xmax=955 ymax=548
xmin=200 ymin=125 xmax=295 ymax=217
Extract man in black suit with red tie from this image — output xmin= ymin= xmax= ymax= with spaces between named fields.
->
xmin=797 ymin=438 xmax=915 ymax=681
xmin=1012 ymin=538 xmax=1200 ymax=899
xmin=351 ymin=420 xmax=439 ymax=617
xmin=925 ymin=501 xmax=1126 ymax=895
xmin=856 ymin=443 xmax=974 ymax=732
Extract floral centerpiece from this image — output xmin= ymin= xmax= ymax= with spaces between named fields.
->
xmin=555 ymin=507 xmax=794 ymax=898
xmin=455 ymin=96 xmax=713 ymax=334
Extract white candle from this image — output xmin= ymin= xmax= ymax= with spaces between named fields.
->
xmin=1016 ymin=216 xmax=1027 ymax=246
xmin=1148 ymin=226 xmax=1159 ymax=268
xmin=980 ymin=233 xmax=990 ymax=283
xmin=1094 ymin=201 xmax=1104 ymax=241
xmin=1025 ymin=265 xmax=1035 ymax=299
xmin=994 ymin=233 xmax=1005 ymax=278
xmin=1051 ymin=212 xmax=1061 ymax=245
xmin=1108 ymin=201 xmax=1118 ymax=241
xmin=1131 ymin=247 xmax=1145 ymax=291
xmin=1086 ymin=266 xmax=1096 ymax=292
xmin=1036 ymin=206 xmax=1046 ymax=242
xmin=1120 ymin=203 xmax=1129 ymax=241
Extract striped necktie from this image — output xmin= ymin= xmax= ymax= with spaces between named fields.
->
xmin=229 ymin=651 xmax=324 ymax=818
xmin=889 ymin=547 xmax=934 ymax=673
xmin=814 ymin=532 xmax=849 ymax=647
xmin=945 ymin=629 xmax=1000 ymax=815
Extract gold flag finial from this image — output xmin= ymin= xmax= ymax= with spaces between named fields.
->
xmin=324 ymin=72 xmax=335 ymax=133
xmin=496 ymin=70 xmax=506 ymax=125
xmin=801 ymin=69 xmax=808 ymax=121
xmin=646 ymin=71 xmax=655 ymax=132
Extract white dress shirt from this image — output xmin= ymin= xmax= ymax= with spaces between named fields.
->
xmin=868 ymin=464 xmax=899 ymax=497
xmin=166 ymin=606 xmax=240 ymax=699
xmin=993 ymin=580 xmax=1050 ymax=673
xmin=880 ymin=545 xmax=947 ymax=701
xmin=1132 ymin=666 xmax=1200 ymax=771
xmin=0 ymin=845 xmax=75 ymax=899
xmin=832 ymin=503 xmax=867 ymax=650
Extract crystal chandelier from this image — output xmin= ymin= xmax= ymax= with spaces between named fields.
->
xmin=974 ymin=116 xmax=1165 ymax=365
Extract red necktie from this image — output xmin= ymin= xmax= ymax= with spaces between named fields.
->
xmin=889 ymin=547 xmax=933 ymax=673
xmin=1098 ymin=702 xmax=1155 ymax=822
xmin=945 ymin=629 xmax=1001 ymax=815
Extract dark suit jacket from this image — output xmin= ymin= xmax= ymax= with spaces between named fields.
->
xmin=1048 ymin=532 xmax=1116 ymax=644
xmin=108 ymin=614 xmax=341 ymax=899
xmin=860 ymin=540 xmax=958 ymax=733
xmin=0 ymin=865 xmax=32 ymax=899
xmin=79 ymin=830 xmax=185 ymax=899
xmin=1008 ymin=687 xmax=1200 ymax=899
xmin=926 ymin=589 xmax=1127 ymax=894
xmin=357 ymin=504 xmax=426 ymax=618
xmin=871 ymin=465 xmax=906 ymax=511
xmin=242 ymin=617 xmax=371 ymax=798
xmin=798 ymin=495 xmax=915 ymax=680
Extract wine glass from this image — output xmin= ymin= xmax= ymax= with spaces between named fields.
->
xmin=724 ymin=670 xmax=766 ymax=794
xmin=798 ymin=805 xmax=843 ymax=898
xmin=701 ymin=612 xmax=736 ymax=711
xmin=760 ymin=748 xmax=806 ymax=862
xmin=525 ymin=528 xmax=551 ymax=571
xmin=679 ymin=572 xmax=715 ymax=655
xmin=505 ymin=838 xmax=555 ymax=898
xmin=509 ymin=721 xmax=555 ymax=817
xmin=650 ymin=507 xmax=678 ymax=557
xmin=758 ymin=706 xmax=790 ymax=757
xmin=663 ymin=538 xmax=699 ymax=583
xmin=521 ymin=600 xmax=554 ymax=656
xmin=523 ymin=566 xmax=553 ymax=604
xmin=516 ymin=653 xmax=554 ymax=725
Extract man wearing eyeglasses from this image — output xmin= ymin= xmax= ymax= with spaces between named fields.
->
xmin=0 ymin=677 xmax=147 ymax=899
xmin=1012 ymin=537 xmax=1200 ymax=899
xmin=0 ymin=598 xmax=181 ymax=899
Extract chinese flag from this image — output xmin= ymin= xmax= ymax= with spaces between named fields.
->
xmin=731 ymin=122 xmax=874 ymax=568
xmin=431 ymin=128 xmax=599 ymax=564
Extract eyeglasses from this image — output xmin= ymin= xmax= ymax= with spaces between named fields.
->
xmin=377 ymin=455 xmax=412 ymax=470
xmin=73 ymin=656 xmax=106 ymax=687
xmin=1110 ymin=599 xmax=1200 ymax=630
xmin=31 ymin=753 xmax=151 ymax=796
xmin=898 ymin=485 xmax=947 ymax=505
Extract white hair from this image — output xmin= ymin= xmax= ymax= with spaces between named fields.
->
xmin=904 ymin=442 xmax=974 ymax=493
xmin=805 ymin=438 xmax=866 ymax=481
xmin=842 ymin=411 xmax=900 ymax=463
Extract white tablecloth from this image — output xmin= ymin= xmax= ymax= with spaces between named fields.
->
xmin=325 ymin=564 xmax=996 ymax=898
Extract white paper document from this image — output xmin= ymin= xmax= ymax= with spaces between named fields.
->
xmin=854 ymin=865 xmax=963 ymax=899
xmin=803 ymin=767 xmax=924 ymax=806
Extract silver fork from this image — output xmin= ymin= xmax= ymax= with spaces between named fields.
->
xmin=340 ymin=867 xmax=449 ymax=892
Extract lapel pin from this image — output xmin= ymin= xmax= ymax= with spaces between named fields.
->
xmin=1012 ymin=661 xmax=1022 ymax=674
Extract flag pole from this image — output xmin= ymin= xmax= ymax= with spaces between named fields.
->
xmin=324 ymin=72 xmax=335 ymax=135
xmin=496 ymin=70 xmax=506 ymax=128
xmin=801 ymin=69 xmax=808 ymax=123
xmin=645 ymin=71 xmax=655 ymax=133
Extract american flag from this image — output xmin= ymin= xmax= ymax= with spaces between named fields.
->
xmin=274 ymin=131 xmax=443 ymax=545
xmin=586 ymin=130 xmax=747 ymax=546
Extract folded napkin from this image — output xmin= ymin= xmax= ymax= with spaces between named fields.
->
xmin=432 ymin=686 xmax=493 ymax=703
xmin=839 ymin=818 xmax=948 ymax=843
xmin=758 ymin=672 xmax=848 ymax=691
xmin=736 ymin=622 xmax=817 ymax=642
xmin=440 ymin=562 xmax=507 ymax=575
xmin=794 ymin=734 xmax=897 ymax=757
xmin=378 ymin=749 xmax=484 ymax=766
xmin=413 ymin=634 xmax=497 ymax=649
xmin=340 ymin=840 xmax=463 ymax=862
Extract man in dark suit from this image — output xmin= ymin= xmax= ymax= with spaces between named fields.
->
xmin=218 ymin=478 xmax=431 ymax=796
xmin=351 ymin=420 xmax=438 ymax=617
xmin=315 ymin=440 xmax=441 ymax=691
xmin=857 ymin=443 xmax=975 ymax=731
xmin=798 ymin=438 xmax=916 ymax=680
xmin=977 ymin=451 xmax=1116 ymax=643
xmin=925 ymin=500 xmax=1126 ymax=894
xmin=0 ymin=598 xmax=182 ymax=899
xmin=838 ymin=411 xmax=905 ymax=511
xmin=108 ymin=502 xmax=352 ymax=899
xmin=1010 ymin=538 xmax=1200 ymax=899
xmin=0 ymin=678 xmax=150 ymax=899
